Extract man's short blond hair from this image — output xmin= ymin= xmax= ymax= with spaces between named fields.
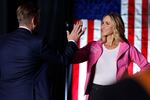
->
xmin=16 ymin=2 xmax=39 ymax=25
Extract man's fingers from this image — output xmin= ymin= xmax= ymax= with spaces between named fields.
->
xmin=78 ymin=27 xmax=86 ymax=37
xmin=66 ymin=30 xmax=70 ymax=36
xmin=76 ymin=26 xmax=82 ymax=35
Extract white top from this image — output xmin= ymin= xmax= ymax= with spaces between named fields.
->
xmin=93 ymin=43 xmax=120 ymax=85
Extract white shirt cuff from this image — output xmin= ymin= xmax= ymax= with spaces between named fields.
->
xmin=68 ymin=40 xmax=77 ymax=45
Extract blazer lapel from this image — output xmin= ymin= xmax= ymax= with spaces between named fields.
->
xmin=88 ymin=41 xmax=103 ymax=71
xmin=117 ymin=42 xmax=129 ymax=60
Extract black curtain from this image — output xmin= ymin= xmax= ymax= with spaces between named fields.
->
xmin=0 ymin=0 xmax=18 ymax=35
xmin=39 ymin=0 xmax=73 ymax=50
xmin=0 ymin=0 xmax=73 ymax=100
xmin=0 ymin=0 xmax=7 ymax=34
xmin=39 ymin=0 xmax=73 ymax=100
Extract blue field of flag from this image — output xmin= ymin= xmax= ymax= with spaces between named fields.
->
xmin=73 ymin=0 xmax=121 ymax=20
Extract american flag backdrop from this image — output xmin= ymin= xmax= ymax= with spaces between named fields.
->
xmin=71 ymin=0 xmax=150 ymax=100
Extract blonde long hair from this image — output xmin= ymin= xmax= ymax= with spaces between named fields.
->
xmin=101 ymin=12 xmax=129 ymax=43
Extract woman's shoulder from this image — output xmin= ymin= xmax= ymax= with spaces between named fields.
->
xmin=121 ymin=41 xmax=139 ymax=53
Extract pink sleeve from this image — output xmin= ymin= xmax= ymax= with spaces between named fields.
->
xmin=129 ymin=45 xmax=150 ymax=70
xmin=71 ymin=42 xmax=93 ymax=64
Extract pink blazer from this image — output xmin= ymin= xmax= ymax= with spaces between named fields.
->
xmin=72 ymin=40 xmax=150 ymax=93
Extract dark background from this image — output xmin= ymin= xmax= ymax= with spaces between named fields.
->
xmin=0 ymin=0 xmax=73 ymax=100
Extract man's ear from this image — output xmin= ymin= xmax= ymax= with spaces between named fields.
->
xmin=31 ymin=17 xmax=36 ymax=29
xmin=33 ymin=16 xmax=38 ymax=26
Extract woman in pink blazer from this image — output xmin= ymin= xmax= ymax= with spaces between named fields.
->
xmin=72 ymin=12 xmax=150 ymax=100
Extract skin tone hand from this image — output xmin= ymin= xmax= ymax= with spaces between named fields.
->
xmin=67 ymin=21 xmax=86 ymax=43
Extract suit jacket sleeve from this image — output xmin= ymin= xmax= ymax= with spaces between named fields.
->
xmin=41 ymin=41 xmax=78 ymax=66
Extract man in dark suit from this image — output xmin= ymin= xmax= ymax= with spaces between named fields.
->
xmin=0 ymin=2 xmax=84 ymax=100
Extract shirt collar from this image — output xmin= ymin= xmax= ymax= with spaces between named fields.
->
xmin=19 ymin=26 xmax=32 ymax=33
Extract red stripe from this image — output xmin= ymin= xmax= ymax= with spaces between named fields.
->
xmin=128 ymin=62 xmax=133 ymax=76
xmin=88 ymin=20 xmax=94 ymax=42
xmin=85 ymin=20 xmax=94 ymax=100
xmin=72 ymin=64 xmax=79 ymax=100
xmin=128 ymin=0 xmax=135 ymax=75
xmin=141 ymin=0 xmax=148 ymax=58
xmin=128 ymin=0 xmax=135 ymax=45
xmin=72 ymin=20 xmax=80 ymax=100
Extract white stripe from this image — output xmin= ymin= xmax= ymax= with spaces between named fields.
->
xmin=80 ymin=19 xmax=88 ymax=48
xmin=121 ymin=0 xmax=129 ymax=39
xmin=148 ymin=0 xmax=150 ymax=62
xmin=133 ymin=63 xmax=140 ymax=74
xmin=78 ymin=19 xmax=88 ymax=100
xmin=133 ymin=0 xmax=142 ymax=73
xmin=78 ymin=62 xmax=87 ymax=100
xmin=93 ymin=20 xmax=101 ymax=41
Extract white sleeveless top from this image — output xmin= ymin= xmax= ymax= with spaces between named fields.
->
xmin=93 ymin=43 xmax=120 ymax=85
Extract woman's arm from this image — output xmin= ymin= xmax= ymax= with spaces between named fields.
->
xmin=71 ymin=42 xmax=94 ymax=63
xmin=129 ymin=45 xmax=150 ymax=71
